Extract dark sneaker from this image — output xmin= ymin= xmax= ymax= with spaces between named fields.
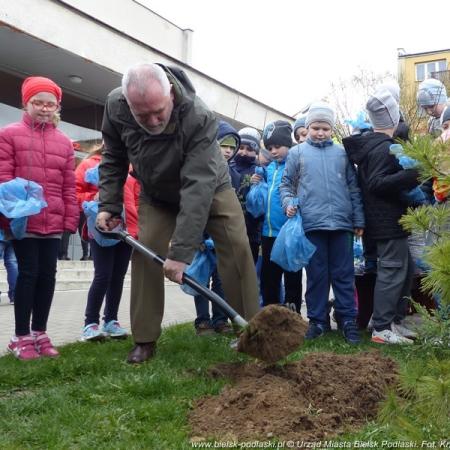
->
xmin=195 ymin=321 xmax=215 ymax=336
xmin=305 ymin=322 xmax=328 ymax=340
xmin=342 ymin=320 xmax=361 ymax=344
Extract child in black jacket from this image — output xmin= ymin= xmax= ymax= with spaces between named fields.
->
xmin=343 ymin=88 xmax=420 ymax=345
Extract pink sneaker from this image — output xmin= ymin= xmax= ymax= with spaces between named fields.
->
xmin=33 ymin=332 xmax=59 ymax=358
xmin=8 ymin=335 xmax=40 ymax=360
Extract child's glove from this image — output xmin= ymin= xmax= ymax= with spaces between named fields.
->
xmin=345 ymin=111 xmax=372 ymax=132
xmin=389 ymin=144 xmax=419 ymax=169
xmin=405 ymin=187 xmax=427 ymax=206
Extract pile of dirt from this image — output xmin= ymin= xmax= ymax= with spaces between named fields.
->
xmin=189 ymin=352 xmax=397 ymax=442
xmin=238 ymin=304 xmax=308 ymax=363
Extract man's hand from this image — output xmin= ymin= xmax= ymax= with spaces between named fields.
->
xmin=354 ymin=228 xmax=364 ymax=237
xmin=163 ymin=259 xmax=187 ymax=284
xmin=96 ymin=211 xmax=121 ymax=231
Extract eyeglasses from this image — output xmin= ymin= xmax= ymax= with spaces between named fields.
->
xmin=30 ymin=100 xmax=59 ymax=111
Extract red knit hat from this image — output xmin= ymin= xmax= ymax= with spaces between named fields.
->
xmin=21 ymin=76 xmax=62 ymax=105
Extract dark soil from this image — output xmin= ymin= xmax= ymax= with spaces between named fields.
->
xmin=237 ymin=304 xmax=308 ymax=363
xmin=189 ymin=351 xmax=398 ymax=443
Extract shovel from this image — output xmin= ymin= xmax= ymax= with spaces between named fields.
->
xmin=95 ymin=227 xmax=248 ymax=328
xmin=96 ymin=226 xmax=306 ymax=363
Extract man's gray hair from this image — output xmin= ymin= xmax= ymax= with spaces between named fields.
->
xmin=122 ymin=63 xmax=170 ymax=98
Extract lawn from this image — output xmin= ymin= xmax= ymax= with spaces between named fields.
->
xmin=0 ymin=323 xmax=448 ymax=449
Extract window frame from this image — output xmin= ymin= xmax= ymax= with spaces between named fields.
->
xmin=415 ymin=59 xmax=447 ymax=82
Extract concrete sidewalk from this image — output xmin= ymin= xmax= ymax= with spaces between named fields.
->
xmin=0 ymin=283 xmax=197 ymax=354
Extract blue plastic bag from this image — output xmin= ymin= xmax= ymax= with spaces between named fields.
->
xmin=82 ymin=200 xmax=120 ymax=247
xmin=0 ymin=177 xmax=48 ymax=239
xmin=270 ymin=200 xmax=316 ymax=271
xmin=389 ymin=144 xmax=425 ymax=206
xmin=246 ymin=167 xmax=268 ymax=218
xmin=353 ymin=237 xmax=365 ymax=275
xmin=389 ymin=144 xmax=419 ymax=169
xmin=353 ymin=238 xmax=363 ymax=259
xmin=181 ymin=239 xmax=217 ymax=296
xmin=85 ymin=164 xmax=100 ymax=186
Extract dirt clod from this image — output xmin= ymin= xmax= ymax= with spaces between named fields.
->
xmin=189 ymin=351 xmax=397 ymax=442
xmin=237 ymin=305 xmax=307 ymax=363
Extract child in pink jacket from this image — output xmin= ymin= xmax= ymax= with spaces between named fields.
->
xmin=0 ymin=76 xmax=78 ymax=360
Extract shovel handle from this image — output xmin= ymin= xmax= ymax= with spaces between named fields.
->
xmin=95 ymin=227 xmax=248 ymax=328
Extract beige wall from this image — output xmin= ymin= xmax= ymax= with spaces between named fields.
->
xmin=59 ymin=0 xmax=193 ymax=64
xmin=0 ymin=0 xmax=293 ymax=129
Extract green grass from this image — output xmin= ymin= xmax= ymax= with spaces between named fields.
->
xmin=0 ymin=325 xmax=448 ymax=449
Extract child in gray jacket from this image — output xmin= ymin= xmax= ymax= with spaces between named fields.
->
xmin=280 ymin=102 xmax=365 ymax=344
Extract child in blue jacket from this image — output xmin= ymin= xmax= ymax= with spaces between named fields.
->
xmin=280 ymin=103 xmax=365 ymax=344
xmin=252 ymin=120 xmax=302 ymax=314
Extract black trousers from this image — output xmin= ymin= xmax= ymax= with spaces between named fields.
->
xmin=84 ymin=240 xmax=132 ymax=326
xmin=12 ymin=238 xmax=59 ymax=336
xmin=58 ymin=231 xmax=71 ymax=258
xmin=260 ymin=236 xmax=303 ymax=312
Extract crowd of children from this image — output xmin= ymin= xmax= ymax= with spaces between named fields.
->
xmin=196 ymin=78 xmax=449 ymax=346
xmin=1 ymin=73 xmax=449 ymax=359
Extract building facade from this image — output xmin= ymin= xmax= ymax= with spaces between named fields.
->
xmin=0 ymin=0 xmax=293 ymax=137
xmin=398 ymin=48 xmax=450 ymax=97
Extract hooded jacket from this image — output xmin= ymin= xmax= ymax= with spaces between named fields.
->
xmin=217 ymin=120 xmax=241 ymax=189
xmin=230 ymin=154 xmax=262 ymax=244
xmin=0 ymin=113 xmax=78 ymax=235
xmin=99 ymin=65 xmax=231 ymax=263
xmin=343 ymin=132 xmax=419 ymax=240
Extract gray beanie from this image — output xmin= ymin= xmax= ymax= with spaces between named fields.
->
xmin=293 ymin=116 xmax=307 ymax=134
xmin=441 ymin=106 xmax=450 ymax=126
xmin=305 ymin=102 xmax=336 ymax=128
xmin=238 ymin=127 xmax=261 ymax=153
xmin=366 ymin=89 xmax=400 ymax=130
xmin=417 ymin=78 xmax=447 ymax=107
xmin=378 ymin=81 xmax=400 ymax=103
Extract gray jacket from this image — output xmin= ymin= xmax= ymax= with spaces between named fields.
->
xmin=279 ymin=139 xmax=365 ymax=233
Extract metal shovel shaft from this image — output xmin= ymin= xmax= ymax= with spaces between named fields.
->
xmin=98 ymin=228 xmax=248 ymax=328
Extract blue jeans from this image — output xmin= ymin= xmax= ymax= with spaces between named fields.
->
xmin=305 ymin=230 xmax=356 ymax=327
xmin=193 ymin=269 xmax=228 ymax=328
xmin=0 ymin=241 xmax=18 ymax=300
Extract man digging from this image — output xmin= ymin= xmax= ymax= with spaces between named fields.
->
xmin=97 ymin=63 xmax=260 ymax=363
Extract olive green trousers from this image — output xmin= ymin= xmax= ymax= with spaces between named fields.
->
xmin=130 ymin=188 xmax=259 ymax=343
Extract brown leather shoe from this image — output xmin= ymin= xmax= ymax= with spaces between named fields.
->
xmin=126 ymin=342 xmax=156 ymax=364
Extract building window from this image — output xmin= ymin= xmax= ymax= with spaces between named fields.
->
xmin=415 ymin=59 xmax=447 ymax=81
